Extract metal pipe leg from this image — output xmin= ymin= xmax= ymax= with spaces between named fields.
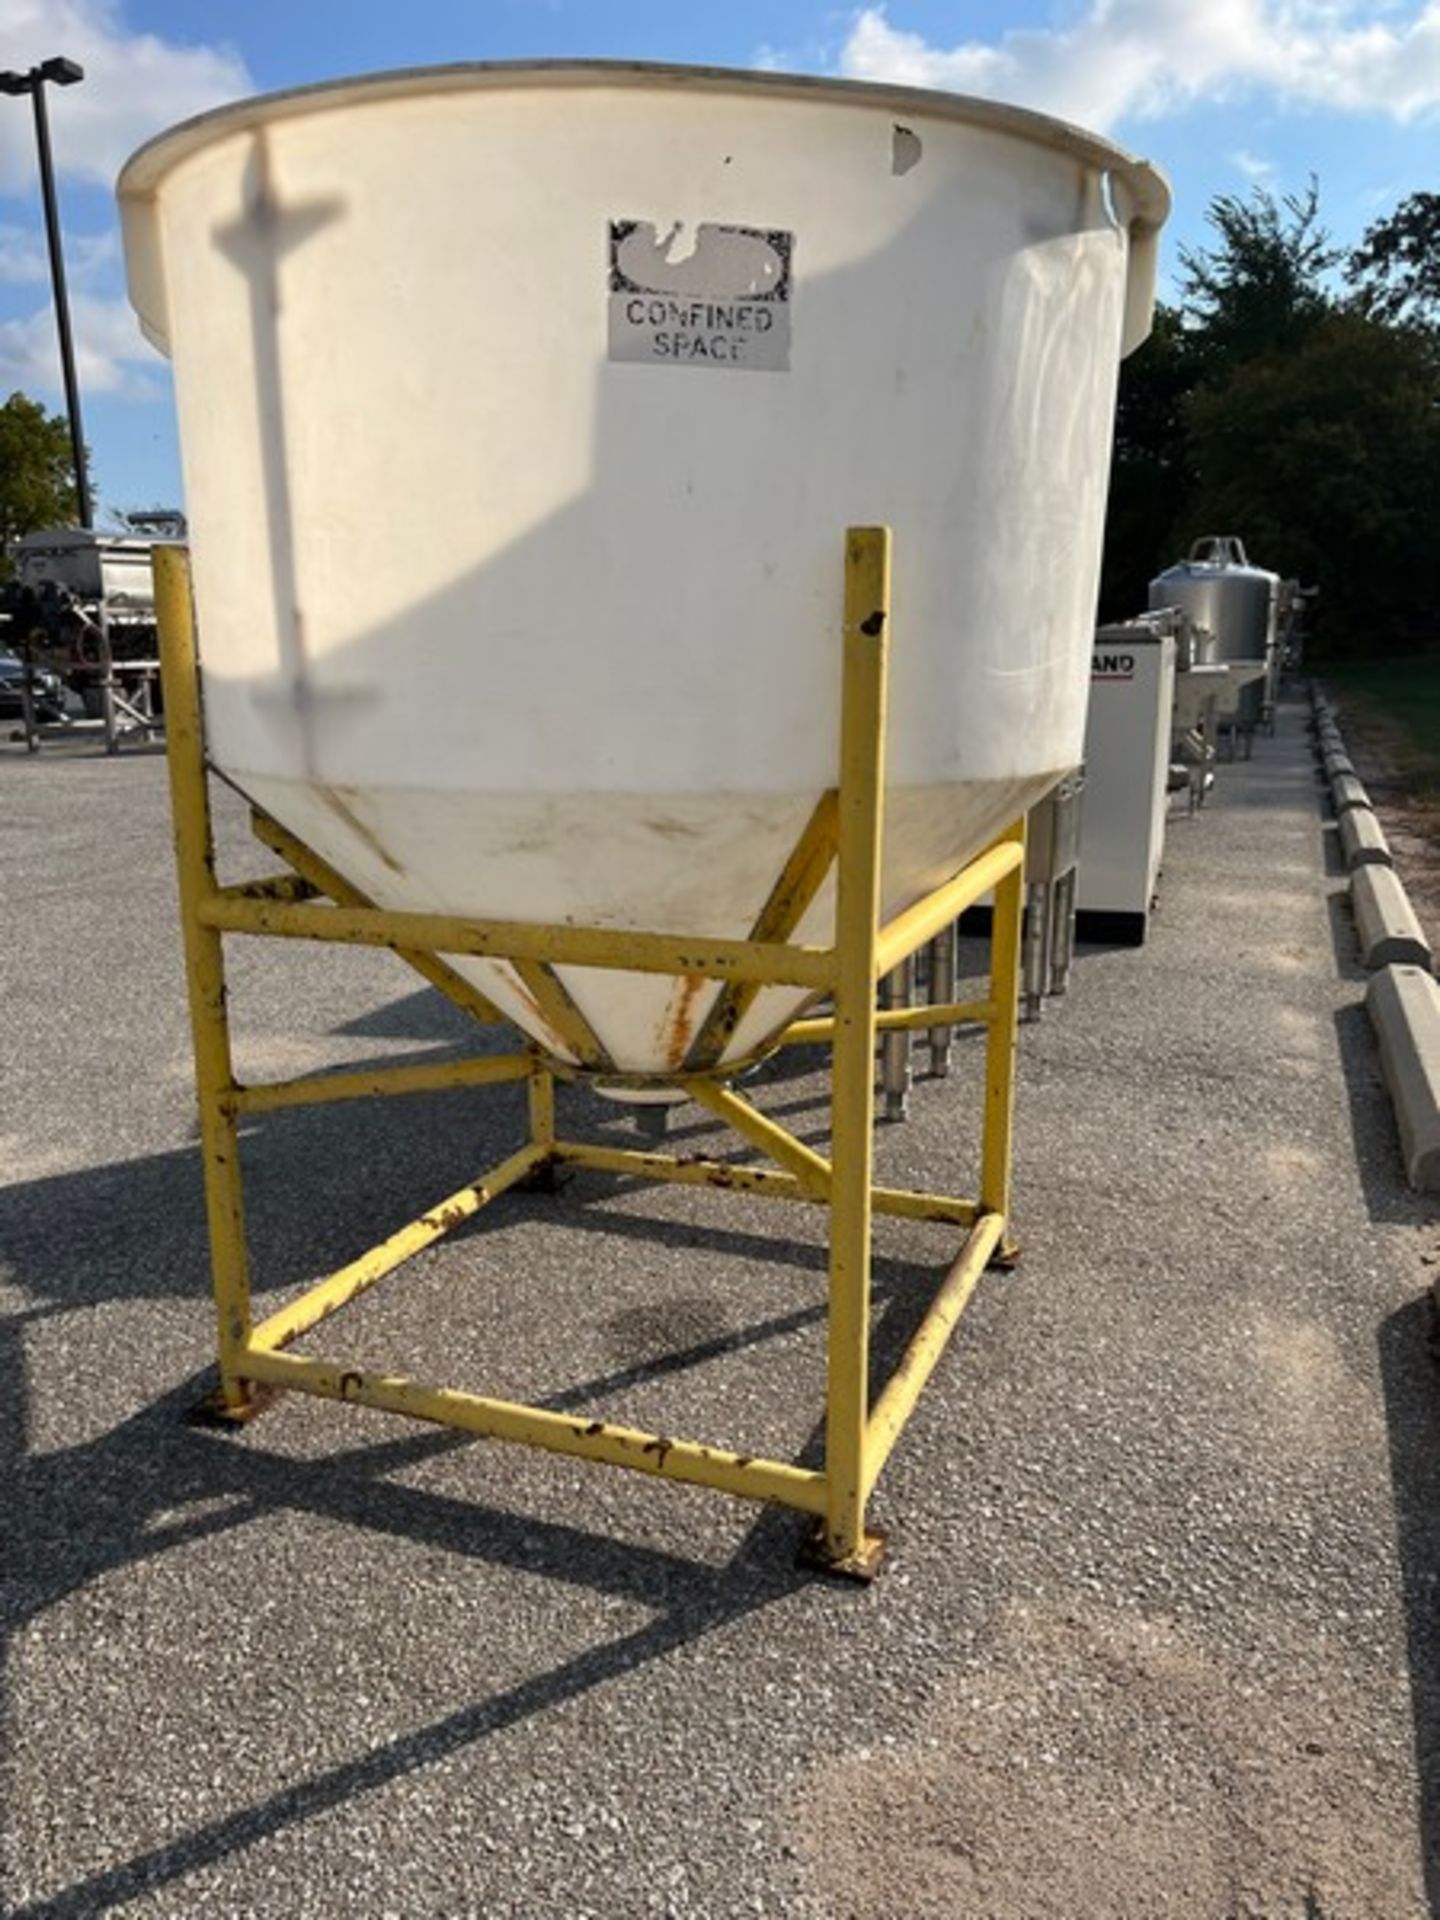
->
xmin=880 ymin=956 xmax=913 ymax=1121
xmin=18 ymin=659 xmax=38 ymax=754
xmin=1049 ymin=868 xmax=1077 ymax=997
xmin=99 ymin=606 xmax=119 ymax=756
xmin=928 ymin=922 xmax=956 ymax=1077
xmin=1021 ymin=879 xmax=1047 ymax=1022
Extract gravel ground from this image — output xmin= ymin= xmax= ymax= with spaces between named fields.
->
xmin=2 ymin=697 xmax=1438 ymax=1918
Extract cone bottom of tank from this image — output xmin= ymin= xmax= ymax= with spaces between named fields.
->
xmin=240 ymin=768 xmax=1055 ymax=1087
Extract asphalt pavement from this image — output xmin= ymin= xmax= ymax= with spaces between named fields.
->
xmin=2 ymin=698 xmax=1438 ymax=1918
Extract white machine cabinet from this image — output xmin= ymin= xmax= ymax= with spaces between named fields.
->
xmin=1075 ymin=628 xmax=1176 ymax=943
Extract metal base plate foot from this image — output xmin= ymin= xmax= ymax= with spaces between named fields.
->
xmin=797 ymin=1519 xmax=889 ymax=1582
xmin=517 ymin=1157 xmax=574 ymax=1195
xmin=188 ymin=1382 xmax=278 ymax=1428
xmin=987 ymin=1241 xmax=1021 ymax=1271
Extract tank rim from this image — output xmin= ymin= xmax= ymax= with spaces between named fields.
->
xmin=117 ymin=57 xmax=1170 ymax=228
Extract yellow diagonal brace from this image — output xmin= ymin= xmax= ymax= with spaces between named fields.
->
xmin=863 ymin=1210 xmax=1004 ymax=1492
xmin=683 ymin=789 xmax=838 ymax=1069
xmin=681 ymin=1078 xmax=832 ymax=1195
xmin=229 ymin=1050 xmax=534 ymax=1115
xmin=874 ymin=835 xmax=1025 ymax=979
xmin=509 ymin=958 xmax=611 ymax=1071
xmin=250 ymin=810 xmax=507 ymax=1029
xmin=248 ymin=1143 xmax=547 ymax=1353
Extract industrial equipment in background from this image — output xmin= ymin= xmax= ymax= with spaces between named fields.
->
xmin=1149 ymin=536 xmax=1279 ymax=754
xmin=123 ymin=60 xmax=1167 ymax=1575
xmin=4 ymin=522 xmax=181 ymax=751
xmin=877 ymin=766 xmax=1083 ymax=1121
xmin=1276 ymin=577 xmax=1316 ymax=684
xmin=1021 ymin=771 xmax=1084 ymax=1016
xmin=1075 ymin=618 xmax=1178 ymax=944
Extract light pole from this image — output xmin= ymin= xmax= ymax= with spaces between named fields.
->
xmin=0 ymin=56 xmax=91 ymax=528
xmin=0 ymin=57 xmax=113 ymax=749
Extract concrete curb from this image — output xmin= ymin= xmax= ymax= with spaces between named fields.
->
xmin=1366 ymin=965 xmax=1440 ymax=1191
xmin=1338 ymin=806 xmax=1394 ymax=870
xmin=1332 ymin=771 xmax=1372 ymax=814
xmin=1352 ymin=863 xmax=1434 ymax=970
xmin=1323 ymin=749 xmax=1357 ymax=782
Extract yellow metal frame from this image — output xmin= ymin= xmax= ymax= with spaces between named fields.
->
xmin=155 ymin=530 xmax=1024 ymax=1579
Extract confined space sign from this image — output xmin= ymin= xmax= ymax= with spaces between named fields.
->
xmin=607 ymin=219 xmax=792 ymax=372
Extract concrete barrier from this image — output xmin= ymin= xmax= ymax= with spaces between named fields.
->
xmin=1323 ymin=749 xmax=1357 ymax=782
xmin=1366 ymin=964 xmax=1440 ymax=1191
xmin=1332 ymin=771 xmax=1372 ymax=814
xmin=1338 ymin=806 xmax=1394 ymax=869
xmin=1352 ymin=863 xmax=1434 ymax=970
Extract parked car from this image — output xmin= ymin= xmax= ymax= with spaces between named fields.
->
xmin=0 ymin=650 xmax=68 ymax=724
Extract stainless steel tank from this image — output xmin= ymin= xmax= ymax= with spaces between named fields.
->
xmin=1148 ymin=536 xmax=1278 ymax=732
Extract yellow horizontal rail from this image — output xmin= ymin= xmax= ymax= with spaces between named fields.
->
xmin=230 ymin=1051 xmax=535 ymax=1115
xmin=552 ymin=1139 xmax=978 ymax=1228
xmin=554 ymin=1139 xmax=809 ymax=1199
xmin=200 ymin=892 xmax=837 ymax=990
xmin=224 ymin=872 xmax=320 ymax=904
xmin=864 ymin=1210 xmax=1005 ymax=1492
xmin=781 ymin=999 xmax=994 ymax=1047
xmin=248 ymin=1143 xmax=547 ymax=1353
xmin=239 ymin=1347 xmax=829 ymax=1514
xmin=871 ymin=1186 xmax=979 ymax=1228
xmin=874 ymin=840 xmax=1024 ymax=979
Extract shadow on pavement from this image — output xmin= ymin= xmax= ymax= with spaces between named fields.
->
xmin=4 ymin=1039 xmax=969 ymax=1914
xmin=3 ymin=1375 xmax=806 ymax=1919
xmin=1379 ymin=1294 xmax=1440 ymax=1919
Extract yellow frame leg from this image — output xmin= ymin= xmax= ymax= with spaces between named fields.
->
xmin=809 ymin=527 xmax=891 ymax=1579
xmin=981 ymin=817 xmax=1025 ymax=1258
xmin=154 ymin=547 xmax=259 ymax=1421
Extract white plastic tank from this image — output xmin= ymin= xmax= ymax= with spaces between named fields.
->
xmin=119 ymin=62 xmax=1168 ymax=1086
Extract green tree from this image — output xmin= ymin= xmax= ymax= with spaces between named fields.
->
xmin=1349 ymin=191 xmax=1440 ymax=324
xmin=1100 ymin=184 xmax=1342 ymax=618
xmin=1099 ymin=304 xmax=1201 ymax=618
xmin=1176 ymin=181 xmax=1338 ymax=370
xmin=0 ymin=390 xmax=79 ymax=568
xmin=1183 ymin=311 xmax=1440 ymax=649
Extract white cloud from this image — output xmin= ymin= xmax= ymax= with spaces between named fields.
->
xmin=1232 ymin=149 xmax=1278 ymax=182
xmin=0 ymin=290 xmax=162 ymax=397
xmin=840 ymin=3 xmax=1440 ymax=132
xmin=0 ymin=221 xmax=116 ymax=283
xmin=0 ymin=0 xmax=250 ymax=193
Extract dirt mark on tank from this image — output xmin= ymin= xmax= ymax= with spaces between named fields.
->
xmin=316 ymin=784 xmax=404 ymax=875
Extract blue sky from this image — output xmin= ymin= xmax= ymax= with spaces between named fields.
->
xmin=3 ymin=0 xmax=1439 ymax=517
